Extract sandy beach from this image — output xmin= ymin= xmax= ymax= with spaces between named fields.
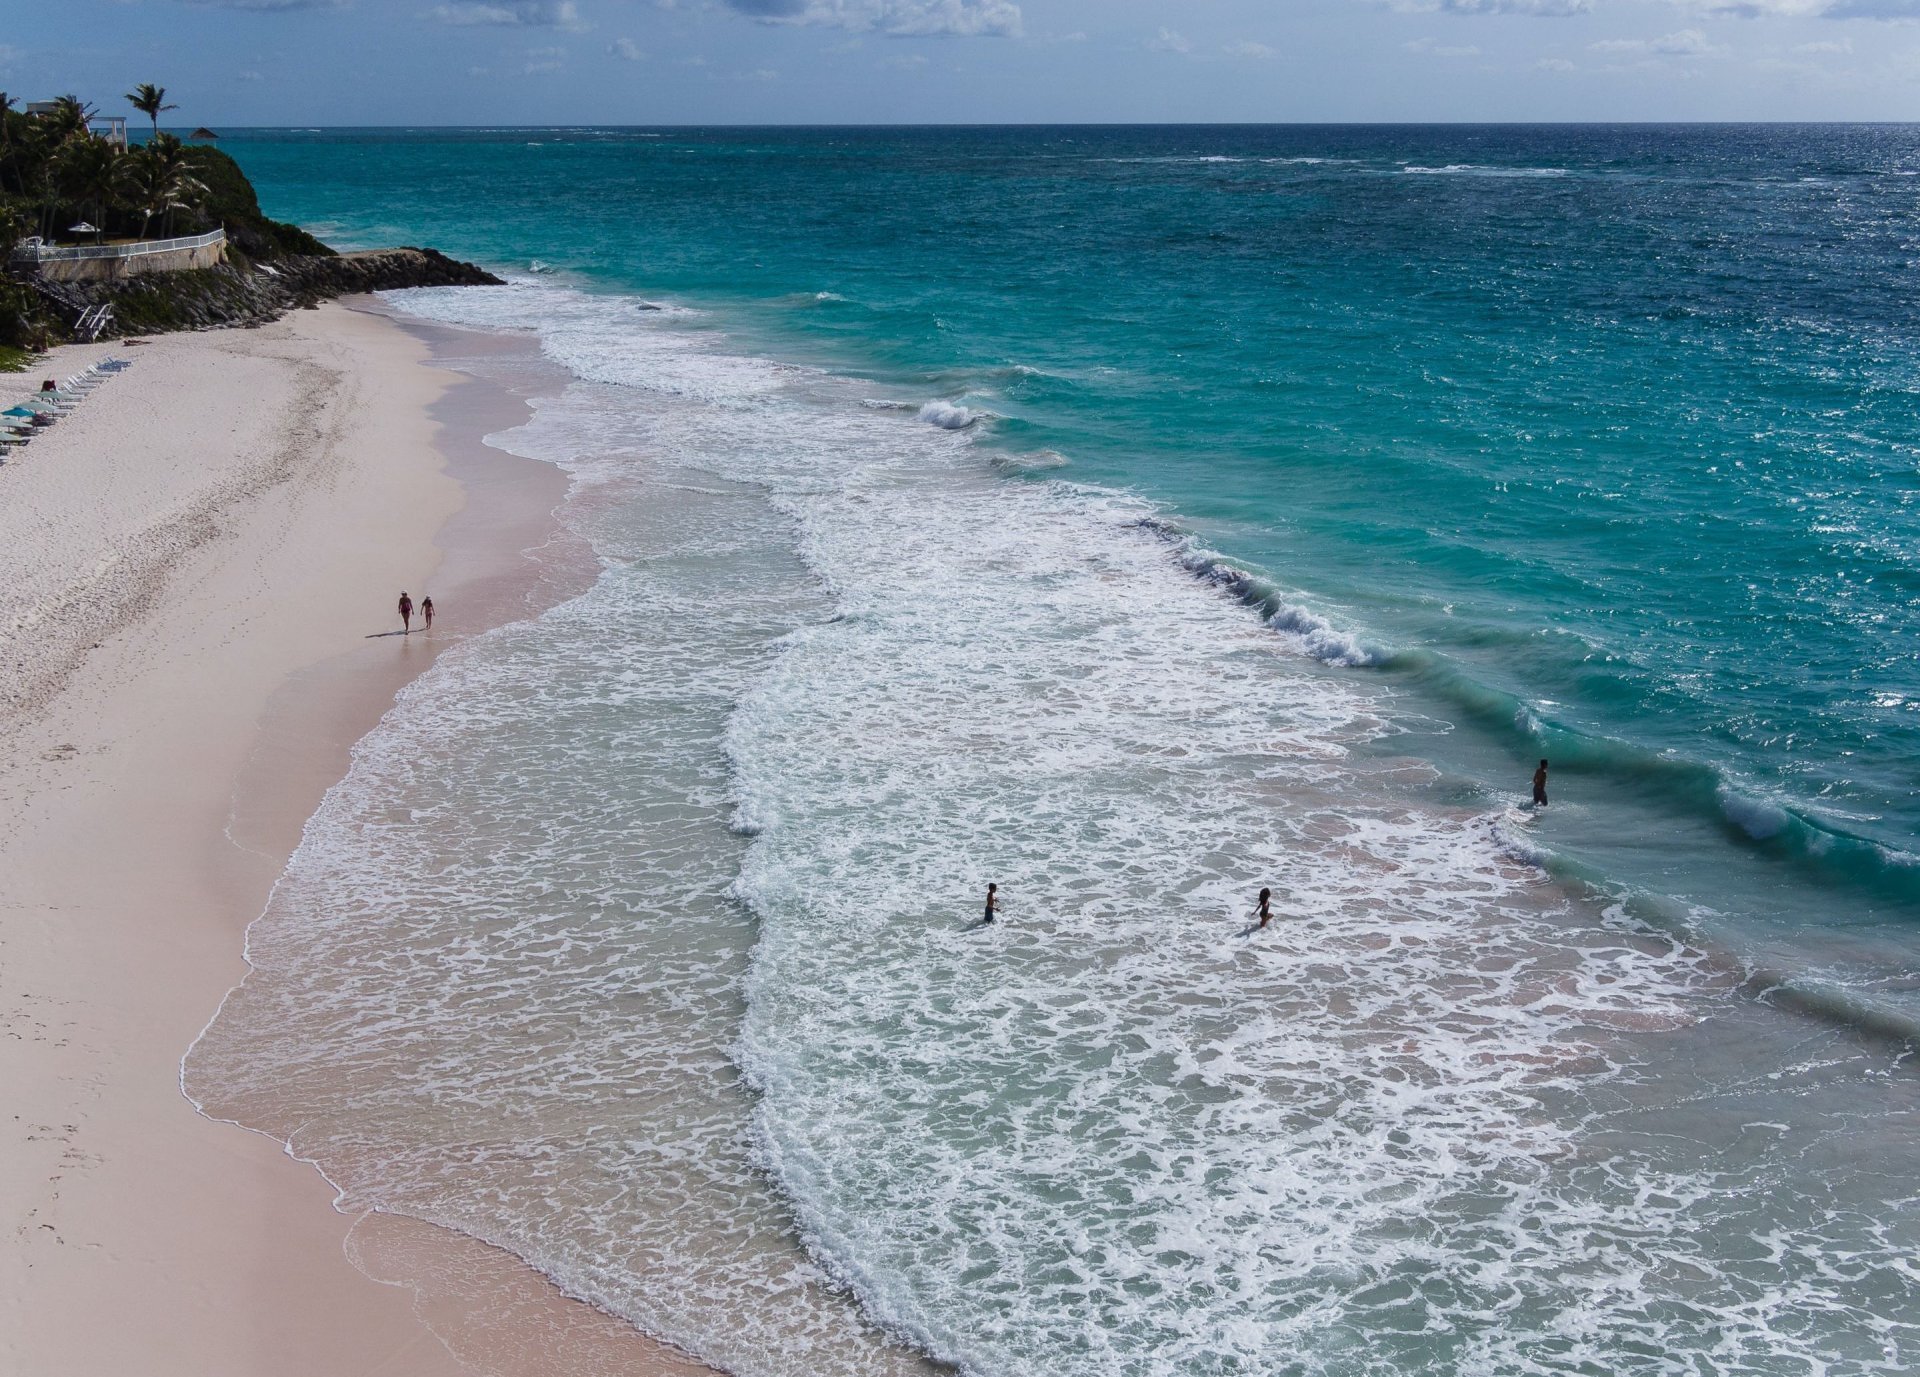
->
xmin=0 ymin=303 xmax=713 ymax=1375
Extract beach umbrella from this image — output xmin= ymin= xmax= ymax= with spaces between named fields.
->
xmin=69 ymin=221 xmax=100 ymax=244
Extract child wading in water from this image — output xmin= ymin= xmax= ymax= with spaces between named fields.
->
xmin=421 ymin=595 xmax=435 ymax=632
xmin=982 ymin=883 xmax=999 ymax=924
xmin=1255 ymin=887 xmax=1273 ymax=929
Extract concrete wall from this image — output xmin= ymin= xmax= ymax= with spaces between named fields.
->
xmin=35 ymin=237 xmax=228 ymax=284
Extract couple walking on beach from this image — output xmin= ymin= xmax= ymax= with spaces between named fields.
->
xmin=397 ymin=591 xmax=435 ymax=635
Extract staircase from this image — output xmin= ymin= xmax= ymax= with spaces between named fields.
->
xmin=75 ymin=303 xmax=114 ymax=342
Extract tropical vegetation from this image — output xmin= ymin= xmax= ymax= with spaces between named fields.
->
xmin=1 ymin=86 xmax=334 ymax=346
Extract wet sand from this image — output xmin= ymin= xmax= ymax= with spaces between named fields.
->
xmin=0 ymin=302 xmax=716 ymax=1375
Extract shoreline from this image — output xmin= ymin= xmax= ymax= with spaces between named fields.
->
xmin=0 ymin=300 xmax=715 ymax=1375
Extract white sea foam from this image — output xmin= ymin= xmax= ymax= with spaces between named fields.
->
xmin=992 ymin=448 xmax=1070 ymax=473
xmin=189 ymin=280 xmax=1920 ymax=1377
xmin=917 ymin=399 xmax=978 ymax=429
xmin=1401 ymin=163 xmax=1571 ymax=179
xmin=1718 ymin=784 xmax=1793 ymax=840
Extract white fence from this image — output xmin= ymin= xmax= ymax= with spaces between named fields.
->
xmin=12 ymin=228 xmax=227 ymax=264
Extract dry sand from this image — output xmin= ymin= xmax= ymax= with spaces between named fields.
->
xmin=0 ymin=304 xmax=716 ymax=1375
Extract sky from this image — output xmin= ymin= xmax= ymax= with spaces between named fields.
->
xmin=7 ymin=0 xmax=1920 ymax=124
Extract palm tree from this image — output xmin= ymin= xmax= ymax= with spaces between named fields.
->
xmin=127 ymin=133 xmax=206 ymax=239
xmin=126 ymin=84 xmax=178 ymax=140
xmin=0 ymin=94 xmax=16 ymax=195
xmin=51 ymin=135 xmax=124 ymax=242
xmin=39 ymin=95 xmax=95 ymax=146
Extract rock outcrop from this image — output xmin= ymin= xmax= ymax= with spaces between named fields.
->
xmin=24 ymin=248 xmax=503 ymax=339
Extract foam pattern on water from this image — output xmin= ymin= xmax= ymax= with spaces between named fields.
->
xmin=194 ymin=281 xmax=1920 ymax=1377
xmin=187 ymin=390 xmax=936 ymax=1374
xmin=716 ymin=457 xmax=1920 ymax=1372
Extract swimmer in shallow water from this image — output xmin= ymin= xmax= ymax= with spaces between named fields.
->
xmin=1255 ymin=887 xmax=1273 ymax=929
xmin=982 ymin=883 xmax=999 ymax=924
xmin=1533 ymin=758 xmax=1549 ymax=808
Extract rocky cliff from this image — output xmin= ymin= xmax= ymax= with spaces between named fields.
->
xmin=25 ymin=248 xmax=503 ymax=339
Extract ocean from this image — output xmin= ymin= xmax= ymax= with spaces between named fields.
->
xmin=186 ymin=126 xmax=1919 ymax=1375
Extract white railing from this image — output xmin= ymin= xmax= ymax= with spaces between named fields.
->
xmin=11 ymin=228 xmax=226 ymax=264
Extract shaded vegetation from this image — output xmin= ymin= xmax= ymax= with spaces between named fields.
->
xmin=1 ymin=87 xmax=335 ymax=344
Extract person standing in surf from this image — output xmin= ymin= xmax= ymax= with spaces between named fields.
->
xmin=421 ymin=595 xmax=435 ymax=633
xmin=1533 ymin=759 xmax=1549 ymax=808
xmin=1255 ymin=887 xmax=1273 ymax=929
xmin=982 ymin=883 xmax=999 ymax=924
xmin=398 ymin=591 xmax=414 ymax=634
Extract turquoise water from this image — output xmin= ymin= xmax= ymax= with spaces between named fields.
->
xmin=189 ymin=127 xmax=1920 ymax=1375
xmin=243 ymin=126 xmax=1920 ymax=934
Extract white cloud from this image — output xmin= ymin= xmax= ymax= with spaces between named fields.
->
xmin=1405 ymin=35 xmax=1483 ymax=54
xmin=878 ymin=51 xmax=930 ymax=67
xmin=1149 ymin=27 xmax=1193 ymax=52
xmin=1678 ymin=0 xmax=1920 ymax=15
xmin=182 ymin=0 xmax=349 ymax=9
xmin=1794 ymin=36 xmax=1852 ymax=49
xmin=1222 ymin=39 xmax=1275 ymax=58
xmin=1536 ymin=55 xmax=1577 ymax=68
xmin=720 ymin=0 xmax=1022 ymax=37
xmin=1390 ymin=0 xmax=1592 ymax=13
xmin=1590 ymin=27 xmax=1721 ymax=53
xmin=424 ymin=1 xmax=588 ymax=29
xmin=609 ymin=36 xmax=646 ymax=58
xmin=523 ymin=44 xmax=566 ymax=71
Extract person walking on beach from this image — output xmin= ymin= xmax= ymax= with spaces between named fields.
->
xmin=982 ymin=883 xmax=999 ymax=925
xmin=421 ymin=595 xmax=435 ymax=632
xmin=398 ymin=591 xmax=414 ymax=634
xmin=1532 ymin=759 xmax=1549 ymax=808
xmin=1255 ymin=887 xmax=1273 ymax=929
